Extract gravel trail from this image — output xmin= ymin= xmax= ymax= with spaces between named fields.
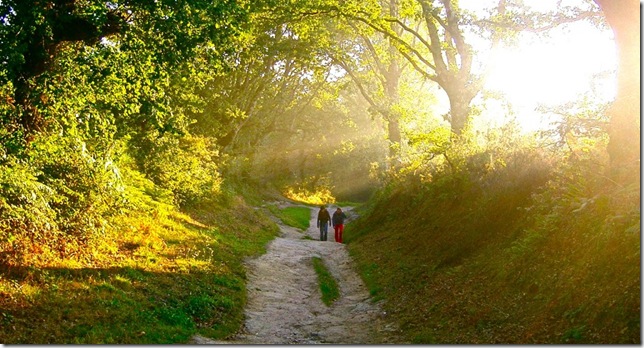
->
xmin=189 ymin=204 xmax=401 ymax=344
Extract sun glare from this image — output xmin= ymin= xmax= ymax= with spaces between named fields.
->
xmin=462 ymin=1 xmax=619 ymax=133
xmin=485 ymin=22 xmax=617 ymax=108
xmin=485 ymin=23 xmax=617 ymax=132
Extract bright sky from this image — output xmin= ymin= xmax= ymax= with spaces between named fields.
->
xmin=461 ymin=0 xmax=618 ymax=133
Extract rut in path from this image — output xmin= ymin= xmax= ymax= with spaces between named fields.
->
xmin=190 ymin=204 xmax=401 ymax=344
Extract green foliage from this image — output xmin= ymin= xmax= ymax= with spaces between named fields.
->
xmin=345 ymin=129 xmax=639 ymax=344
xmin=0 ymin=0 xmax=256 ymax=265
xmin=0 ymin=132 xmax=126 ymax=265
xmin=0 ymin=155 xmax=57 ymax=235
xmin=27 ymin=133 xmax=124 ymax=233
xmin=247 ymin=75 xmax=387 ymax=202
xmin=118 ymin=157 xmax=175 ymax=208
xmin=0 ymin=0 xmax=261 ymax=268
xmin=0 ymin=186 xmax=279 ymax=343
xmin=133 ymin=134 xmax=223 ymax=207
xmin=312 ymin=257 xmax=340 ymax=306
xmin=0 ymin=0 xmax=250 ymax=149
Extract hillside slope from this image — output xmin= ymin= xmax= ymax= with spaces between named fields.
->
xmin=345 ymin=153 xmax=640 ymax=344
xmin=0 ymin=186 xmax=279 ymax=344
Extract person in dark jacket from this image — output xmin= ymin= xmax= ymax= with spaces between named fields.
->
xmin=332 ymin=207 xmax=347 ymax=243
xmin=317 ymin=206 xmax=331 ymax=241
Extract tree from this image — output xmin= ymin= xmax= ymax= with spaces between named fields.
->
xmin=0 ymin=0 xmax=255 ymax=239
xmin=329 ymin=0 xmax=407 ymax=168
xmin=340 ymin=0 xmax=483 ymax=138
xmin=592 ymin=0 xmax=640 ymax=172
xmin=340 ymin=0 xmax=611 ymax=145
xmin=182 ymin=7 xmax=342 ymax=184
xmin=0 ymin=0 xmax=249 ymax=148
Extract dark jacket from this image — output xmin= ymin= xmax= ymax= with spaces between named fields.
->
xmin=318 ymin=209 xmax=331 ymax=225
xmin=332 ymin=211 xmax=347 ymax=226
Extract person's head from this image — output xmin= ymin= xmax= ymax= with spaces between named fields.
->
xmin=320 ymin=205 xmax=326 ymax=210
xmin=336 ymin=208 xmax=342 ymax=212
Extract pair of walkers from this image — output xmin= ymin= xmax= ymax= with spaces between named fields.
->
xmin=316 ymin=206 xmax=347 ymax=243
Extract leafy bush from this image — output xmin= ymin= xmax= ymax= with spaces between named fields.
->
xmin=0 ymin=155 xmax=58 ymax=249
xmin=0 ymin=132 xmax=126 ymax=266
xmin=133 ymin=134 xmax=223 ymax=207
xmin=282 ymin=175 xmax=336 ymax=205
xmin=29 ymin=134 xmax=125 ymax=234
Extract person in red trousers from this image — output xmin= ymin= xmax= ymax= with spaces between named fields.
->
xmin=332 ymin=207 xmax=347 ymax=243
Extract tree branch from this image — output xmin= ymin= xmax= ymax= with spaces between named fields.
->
xmin=475 ymin=9 xmax=599 ymax=33
xmin=329 ymin=54 xmax=381 ymax=113
xmin=347 ymin=13 xmax=437 ymax=73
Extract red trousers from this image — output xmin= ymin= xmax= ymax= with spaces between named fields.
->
xmin=334 ymin=224 xmax=344 ymax=243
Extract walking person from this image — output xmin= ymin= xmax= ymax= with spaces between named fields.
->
xmin=317 ymin=206 xmax=331 ymax=241
xmin=332 ymin=207 xmax=347 ymax=243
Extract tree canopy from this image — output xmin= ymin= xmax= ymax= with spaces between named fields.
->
xmin=0 ymin=0 xmax=634 ymax=256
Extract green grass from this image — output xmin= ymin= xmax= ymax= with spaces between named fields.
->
xmin=345 ymin=151 xmax=640 ymax=344
xmin=311 ymin=257 xmax=340 ymax=306
xmin=269 ymin=205 xmax=311 ymax=231
xmin=0 ymin=191 xmax=279 ymax=344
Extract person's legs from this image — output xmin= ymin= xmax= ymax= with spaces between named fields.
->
xmin=334 ymin=225 xmax=339 ymax=242
xmin=321 ymin=223 xmax=328 ymax=241
xmin=337 ymin=224 xmax=344 ymax=243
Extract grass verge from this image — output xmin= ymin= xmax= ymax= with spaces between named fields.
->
xmin=345 ymin=151 xmax=639 ymax=344
xmin=268 ymin=205 xmax=311 ymax=231
xmin=312 ymin=257 xmax=340 ymax=306
xmin=0 ymin=192 xmax=279 ymax=343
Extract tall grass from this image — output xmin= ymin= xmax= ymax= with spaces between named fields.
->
xmin=345 ymin=135 xmax=640 ymax=344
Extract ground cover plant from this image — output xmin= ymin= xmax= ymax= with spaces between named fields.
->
xmin=0 ymin=181 xmax=279 ymax=344
xmin=345 ymin=133 xmax=640 ymax=344
xmin=312 ymin=257 xmax=340 ymax=306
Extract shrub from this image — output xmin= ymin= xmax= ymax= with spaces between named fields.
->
xmin=0 ymin=156 xmax=58 ymax=260
xmin=0 ymin=133 xmax=126 ymax=265
xmin=132 ymin=134 xmax=222 ymax=207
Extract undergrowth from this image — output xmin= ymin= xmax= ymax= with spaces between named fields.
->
xmin=346 ymin=133 xmax=640 ymax=344
xmin=0 ymin=178 xmax=279 ymax=343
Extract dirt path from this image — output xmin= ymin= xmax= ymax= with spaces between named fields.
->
xmin=189 ymin=204 xmax=402 ymax=344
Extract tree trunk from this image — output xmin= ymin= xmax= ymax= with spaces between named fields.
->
xmin=448 ymin=94 xmax=471 ymax=136
xmin=443 ymin=80 xmax=477 ymax=137
xmin=384 ymin=59 xmax=402 ymax=165
xmin=384 ymin=0 xmax=403 ymax=168
xmin=386 ymin=110 xmax=402 ymax=162
xmin=593 ymin=0 xmax=640 ymax=173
